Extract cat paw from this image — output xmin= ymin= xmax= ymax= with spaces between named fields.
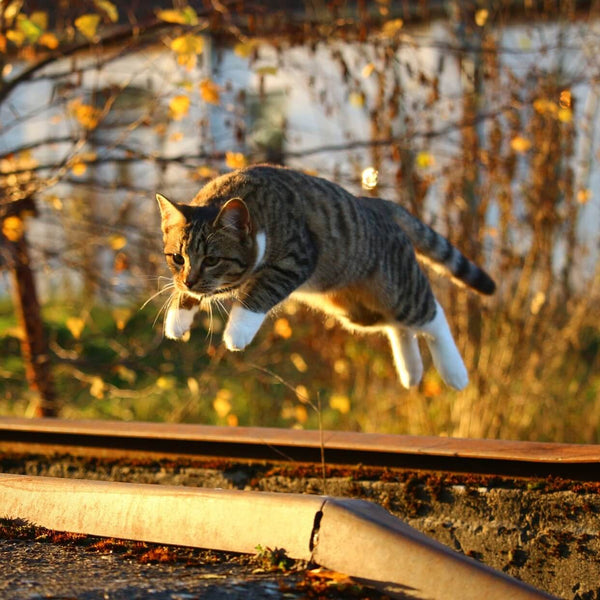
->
xmin=164 ymin=307 xmax=197 ymax=341
xmin=387 ymin=327 xmax=423 ymax=389
xmin=223 ymin=307 xmax=266 ymax=351
xmin=418 ymin=301 xmax=469 ymax=390
xmin=437 ymin=362 xmax=469 ymax=391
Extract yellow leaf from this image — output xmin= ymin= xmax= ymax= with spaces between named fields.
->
xmin=361 ymin=63 xmax=375 ymax=78
xmin=176 ymin=53 xmax=197 ymax=70
xmin=156 ymin=7 xmax=198 ymax=25
xmin=90 ymin=376 xmax=105 ymax=399
xmin=116 ymin=365 xmax=136 ymax=384
xmin=94 ymin=0 xmax=118 ymax=23
xmin=3 ymin=1 xmax=22 ymax=25
xmin=381 ymin=18 xmax=403 ymax=37
xmin=474 ymin=9 xmax=489 ymax=26
xmin=530 ymin=291 xmax=546 ymax=315
xmin=156 ymin=375 xmax=176 ymax=390
xmin=71 ymin=161 xmax=87 ymax=176
xmin=510 ymin=136 xmax=531 ymax=153
xmin=29 ymin=11 xmax=48 ymax=30
xmin=171 ymin=34 xmax=204 ymax=55
xmin=416 ymin=151 xmax=435 ymax=168
xmin=109 ymin=234 xmax=127 ymax=250
xmin=75 ymin=14 xmax=101 ymax=40
xmin=290 ymin=352 xmax=308 ymax=373
xmin=2 ymin=215 xmax=25 ymax=242
xmin=213 ymin=389 xmax=232 ymax=418
xmin=333 ymin=359 xmax=349 ymax=376
xmin=199 ymin=78 xmax=220 ymax=105
xmin=307 ymin=568 xmax=354 ymax=585
xmin=234 ymin=41 xmax=257 ymax=58
xmin=274 ymin=317 xmax=292 ymax=339
xmin=518 ymin=35 xmax=532 ymax=50
xmin=66 ymin=317 xmax=85 ymax=340
xmin=6 ymin=29 xmax=25 ymax=47
xmin=255 ymin=65 xmax=277 ymax=76
xmin=46 ymin=195 xmax=63 ymax=210
xmin=533 ymin=98 xmax=558 ymax=116
xmin=349 ymin=91 xmax=365 ymax=108
xmin=195 ymin=166 xmax=218 ymax=180
xmin=112 ymin=307 xmax=132 ymax=331
xmin=38 ymin=32 xmax=59 ymax=49
xmin=329 ymin=393 xmax=350 ymax=414
xmin=227 ymin=414 xmax=238 ymax=427
xmin=170 ymin=36 xmax=202 ymax=69
xmin=557 ymin=107 xmax=572 ymax=123
xmin=169 ymin=95 xmax=190 ymax=120
xmin=69 ymin=98 xmax=102 ymax=129
xmin=577 ymin=188 xmax=592 ymax=204
xmin=295 ymin=405 xmax=308 ymax=424
xmin=156 ymin=9 xmax=186 ymax=23
xmin=295 ymin=385 xmax=310 ymax=403
xmin=225 ymin=151 xmax=247 ymax=169
xmin=422 ymin=376 xmax=442 ymax=398
xmin=560 ymin=89 xmax=572 ymax=108
xmin=16 ymin=16 xmax=43 ymax=43
xmin=187 ymin=377 xmax=200 ymax=397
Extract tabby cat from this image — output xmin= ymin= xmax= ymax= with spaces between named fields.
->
xmin=156 ymin=164 xmax=495 ymax=390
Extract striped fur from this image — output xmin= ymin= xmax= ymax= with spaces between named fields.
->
xmin=156 ymin=165 xmax=495 ymax=389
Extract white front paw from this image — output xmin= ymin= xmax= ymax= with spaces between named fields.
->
xmin=164 ymin=306 xmax=198 ymax=341
xmin=223 ymin=307 xmax=266 ymax=351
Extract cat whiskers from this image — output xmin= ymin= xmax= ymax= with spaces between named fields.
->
xmin=140 ymin=280 xmax=177 ymax=311
xmin=140 ymin=281 xmax=180 ymax=332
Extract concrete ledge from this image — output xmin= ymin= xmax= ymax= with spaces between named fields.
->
xmin=0 ymin=473 xmax=556 ymax=599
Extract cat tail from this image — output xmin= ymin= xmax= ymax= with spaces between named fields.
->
xmin=390 ymin=203 xmax=496 ymax=295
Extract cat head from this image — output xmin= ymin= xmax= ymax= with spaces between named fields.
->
xmin=156 ymin=194 xmax=256 ymax=299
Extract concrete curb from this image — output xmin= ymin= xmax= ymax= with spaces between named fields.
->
xmin=0 ymin=473 xmax=556 ymax=599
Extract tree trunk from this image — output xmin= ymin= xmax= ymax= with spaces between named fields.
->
xmin=1 ymin=201 xmax=56 ymax=417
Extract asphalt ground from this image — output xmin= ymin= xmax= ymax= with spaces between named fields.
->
xmin=0 ymin=523 xmax=386 ymax=600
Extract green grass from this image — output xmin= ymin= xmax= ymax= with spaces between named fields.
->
xmin=0 ymin=296 xmax=599 ymax=442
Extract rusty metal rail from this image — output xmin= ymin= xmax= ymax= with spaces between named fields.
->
xmin=1 ymin=417 xmax=599 ymax=480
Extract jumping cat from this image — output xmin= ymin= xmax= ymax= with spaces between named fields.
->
xmin=156 ymin=164 xmax=495 ymax=390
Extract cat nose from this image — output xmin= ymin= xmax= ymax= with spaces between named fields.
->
xmin=184 ymin=277 xmax=196 ymax=289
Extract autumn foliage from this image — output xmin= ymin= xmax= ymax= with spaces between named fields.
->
xmin=0 ymin=1 xmax=599 ymax=441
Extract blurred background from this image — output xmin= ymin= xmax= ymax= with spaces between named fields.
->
xmin=0 ymin=0 xmax=598 ymax=442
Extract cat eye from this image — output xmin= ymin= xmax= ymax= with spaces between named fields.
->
xmin=168 ymin=253 xmax=185 ymax=266
xmin=203 ymin=256 xmax=220 ymax=267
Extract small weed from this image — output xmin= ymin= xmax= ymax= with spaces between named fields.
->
xmin=254 ymin=544 xmax=295 ymax=572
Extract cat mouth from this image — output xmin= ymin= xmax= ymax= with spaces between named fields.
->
xmin=182 ymin=283 xmax=239 ymax=299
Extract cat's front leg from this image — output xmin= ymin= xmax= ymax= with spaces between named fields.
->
xmin=164 ymin=296 xmax=200 ymax=341
xmin=223 ymin=253 xmax=315 ymax=351
xmin=223 ymin=305 xmax=267 ymax=351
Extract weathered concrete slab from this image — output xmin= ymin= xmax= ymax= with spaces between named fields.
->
xmin=0 ymin=473 xmax=555 ymax=599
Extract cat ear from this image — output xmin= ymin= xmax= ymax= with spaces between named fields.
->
xmin=213 ymin=198 xmax=251 ymax=236
xmin=156 ymin=193 xmax=187 ymax=232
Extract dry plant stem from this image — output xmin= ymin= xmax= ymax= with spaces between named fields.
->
xmin=248 ymin=362 xmax=328 ymax=495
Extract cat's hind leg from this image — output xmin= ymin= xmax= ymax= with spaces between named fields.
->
xmin=414 ymin=300 xmax=468 ymax=390
xmin=386 ymin=326 xmax=423 ymax=389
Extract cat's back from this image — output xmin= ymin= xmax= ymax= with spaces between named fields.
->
xmin=192 ymin=164 xmax=386 ymax=231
